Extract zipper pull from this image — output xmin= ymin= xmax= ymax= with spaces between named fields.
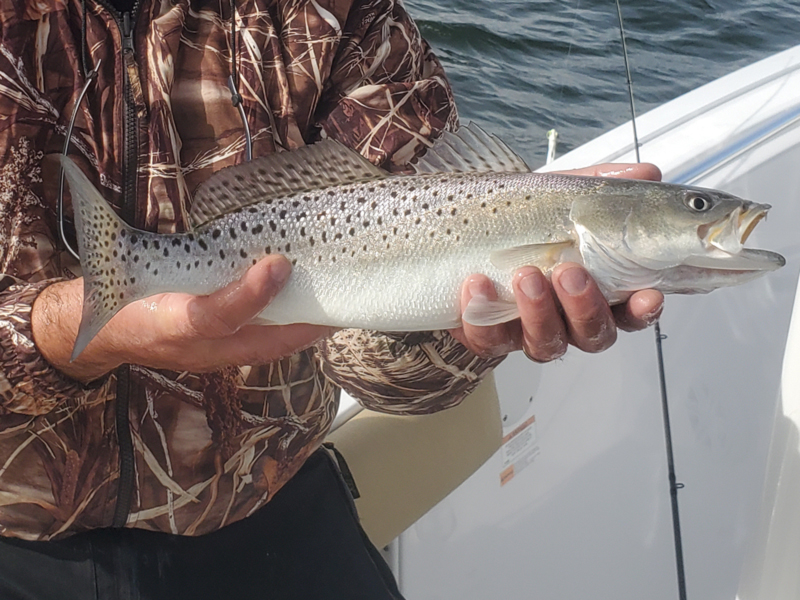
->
xmin=122 ymin=12 xmax=148 ymax=119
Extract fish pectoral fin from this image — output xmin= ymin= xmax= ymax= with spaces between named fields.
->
xmin=462 ymin=296 xmax=520 ymax=327
xmin=490 ymin=241 xmax=575 ymax=272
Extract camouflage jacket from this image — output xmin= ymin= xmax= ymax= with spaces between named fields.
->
xmin=0 ymin=0 xmax=501 ymax=541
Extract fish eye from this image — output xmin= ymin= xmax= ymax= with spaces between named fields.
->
xmin=685 ymin=193 xmax=713 ymax=212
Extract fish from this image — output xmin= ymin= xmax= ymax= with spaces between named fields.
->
xmin=60 ymin=123 xmax=785 ymax=360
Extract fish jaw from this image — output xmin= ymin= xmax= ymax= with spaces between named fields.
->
xmin=654 ymin=250 xmax=786 ymax=295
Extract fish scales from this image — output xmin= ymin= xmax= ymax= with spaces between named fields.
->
xmin=61 ymin=123 xmax=784 ymax=360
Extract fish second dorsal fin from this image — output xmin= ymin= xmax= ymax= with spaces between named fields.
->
xmin=411 ymin=122 xmax=531 ymax=175
xmin=188 ymin=140 xmax=387 ymax=228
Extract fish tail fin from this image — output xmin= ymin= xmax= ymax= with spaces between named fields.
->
xmin=60 ymin=156 xmax=145 ymax=361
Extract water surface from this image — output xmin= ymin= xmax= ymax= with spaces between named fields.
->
xmin=406 ymin=0 xmax=800 ymax=167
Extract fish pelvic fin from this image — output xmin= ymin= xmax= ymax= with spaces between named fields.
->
xmin=61 ymin=156 xmax=146 ymax=361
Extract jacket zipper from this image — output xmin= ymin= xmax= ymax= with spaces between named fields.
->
xmin=97 ymin=1 xmax=143 ymax=529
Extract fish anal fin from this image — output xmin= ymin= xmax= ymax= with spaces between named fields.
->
xmin=462 ymin=295 xmax=520 ymax=327
xmin=490 ymin=241 xmax=576 ymax=273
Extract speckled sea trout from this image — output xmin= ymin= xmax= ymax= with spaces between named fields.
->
xmin=61 ymin=124 xmax=785 ymax=360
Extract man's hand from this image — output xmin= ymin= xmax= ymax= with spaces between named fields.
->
xmin=449 ymin=162 xmax=665 ymax=362
xmin=32 ymin=255 xmax=331 ymax=383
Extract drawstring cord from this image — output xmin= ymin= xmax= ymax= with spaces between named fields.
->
xmin=58 ymin=1 xmax=100 ymax=261
xmin=228 ymin=0 xmax=253 ymax=162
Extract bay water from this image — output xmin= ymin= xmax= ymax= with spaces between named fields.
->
xmin=406 ymin=0 xmax=800 ymax=168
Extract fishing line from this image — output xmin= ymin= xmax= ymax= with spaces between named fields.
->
xmin=614 ymin=2 xmax=687 ymax=599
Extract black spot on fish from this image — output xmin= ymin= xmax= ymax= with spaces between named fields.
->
xmin=220 ymin=250 xmax=226 ymax=259
xmin=198 ymin=239 xmax=208 ymax=251
xmin=249 ymin=207 xmax=259 ymax=213
xmin=285 ymin=243 xmax=291 ymax=252
xmin=176 ymin=261 xmax=181 ymax=268
xmin=309 ymin=237 xmax=315 ymax=246
xmin=194 ymin=260 xmax=199 ymax=268
xmin=422 ymin=203 xmax=429 ymax=209
xmin=163 ymin=247 xmax=169 ymax=257
xmin=111 ymin=233 xmax=116 ymax=241
xmin=131 ymin=234 xmax=138 ymax=244
xmin=345 ymin=215 xmax=351 ymax=224
xmin=153 ymin=269 xmax=158 ymax=275
xmin=184 ymin=244 xmax=191 ymax=253
xmin=269 ymin=221 xmax=277 ymax=232
xmin=145 ymin=262 xmax=151 ymax=270
xmin=279 ymin=210 xmax=287 ymax=219
xmin=362 ymin=220 xmax=369 ymax=227
xmin=142 ymin=240 xmax=149 ymax=249
xmin=404 ymin=209 xmax=411 ymax=216
xmin=120 ymin=230 xmax=127 ymax=238
xmin=212 ymin=230 xmax=221 ymax=239
xmin=450 ymin=208 xmax=457 ymax=216
xmin=371 ymin=201 xmax=377 ymax=209
xmin=280 ymin=229 xmax=286 ymax=238
xmin=348 ymin=228 xmax=355 ymax=236
xmin=113 ymin=250 xmax=118 ymax=257
xmin=321 ymin=231 xmax=327 ymax=242
xmin=133 ymin=255 xmax=139 ymax=263
xmin=252 ymin=224 xmax=264 ymax=234
xmin=230 ymin=228 xmax=237 ymax=239
xmin=241 ymin=222 xmax=248 ymax=232
xmin=240 ymin=249 xmax=248 ymax=258
xmin=208 ymin=260 xmax=213 ymax=266
xmin=358 ymin=196 xmax=367 ymax=203
xmin=172 ymin=238 xmax=181 ymax=247
xmin=265 ymin=246 xmax=271 ymax=254
xmin=130 ymin=277 xmax=135 ymax=284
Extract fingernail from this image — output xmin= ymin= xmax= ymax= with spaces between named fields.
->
xmin=642 ymin=306 xmax=663 ymax=325
xmin=559 ymin=267 xmax=588 ymax=296
xmin=468 ymin=278 xmax=489 ymax=300
xmin=270 ymin=259 xmax=292 ymax=286
xmin=519 ymin=272 xmax=545 ymax=300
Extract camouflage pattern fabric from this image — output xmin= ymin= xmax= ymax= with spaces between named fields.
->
xmin=0 ymin=0 xmax=503 ymax=540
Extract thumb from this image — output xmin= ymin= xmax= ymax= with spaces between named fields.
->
xmin=186 ymin=255 xmax=292 ymax=339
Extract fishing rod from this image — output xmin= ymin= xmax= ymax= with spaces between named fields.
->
xmin=613 ymin=2 xmax=688 ymax=599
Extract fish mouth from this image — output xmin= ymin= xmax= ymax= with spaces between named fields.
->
xmin=687 ymin=203 xmax=784 ymax=272
xmin=739 ymin=203 xmax=769 ymax=244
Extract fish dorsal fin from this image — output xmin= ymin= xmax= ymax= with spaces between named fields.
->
xmin=188 ymin=140 xmax=387 ymax=228
xmin=412 ymin=122 xmax=531 ymax=175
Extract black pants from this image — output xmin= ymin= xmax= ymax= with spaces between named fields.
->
xmin=0 ymin=449 xmax=403 ymax=600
